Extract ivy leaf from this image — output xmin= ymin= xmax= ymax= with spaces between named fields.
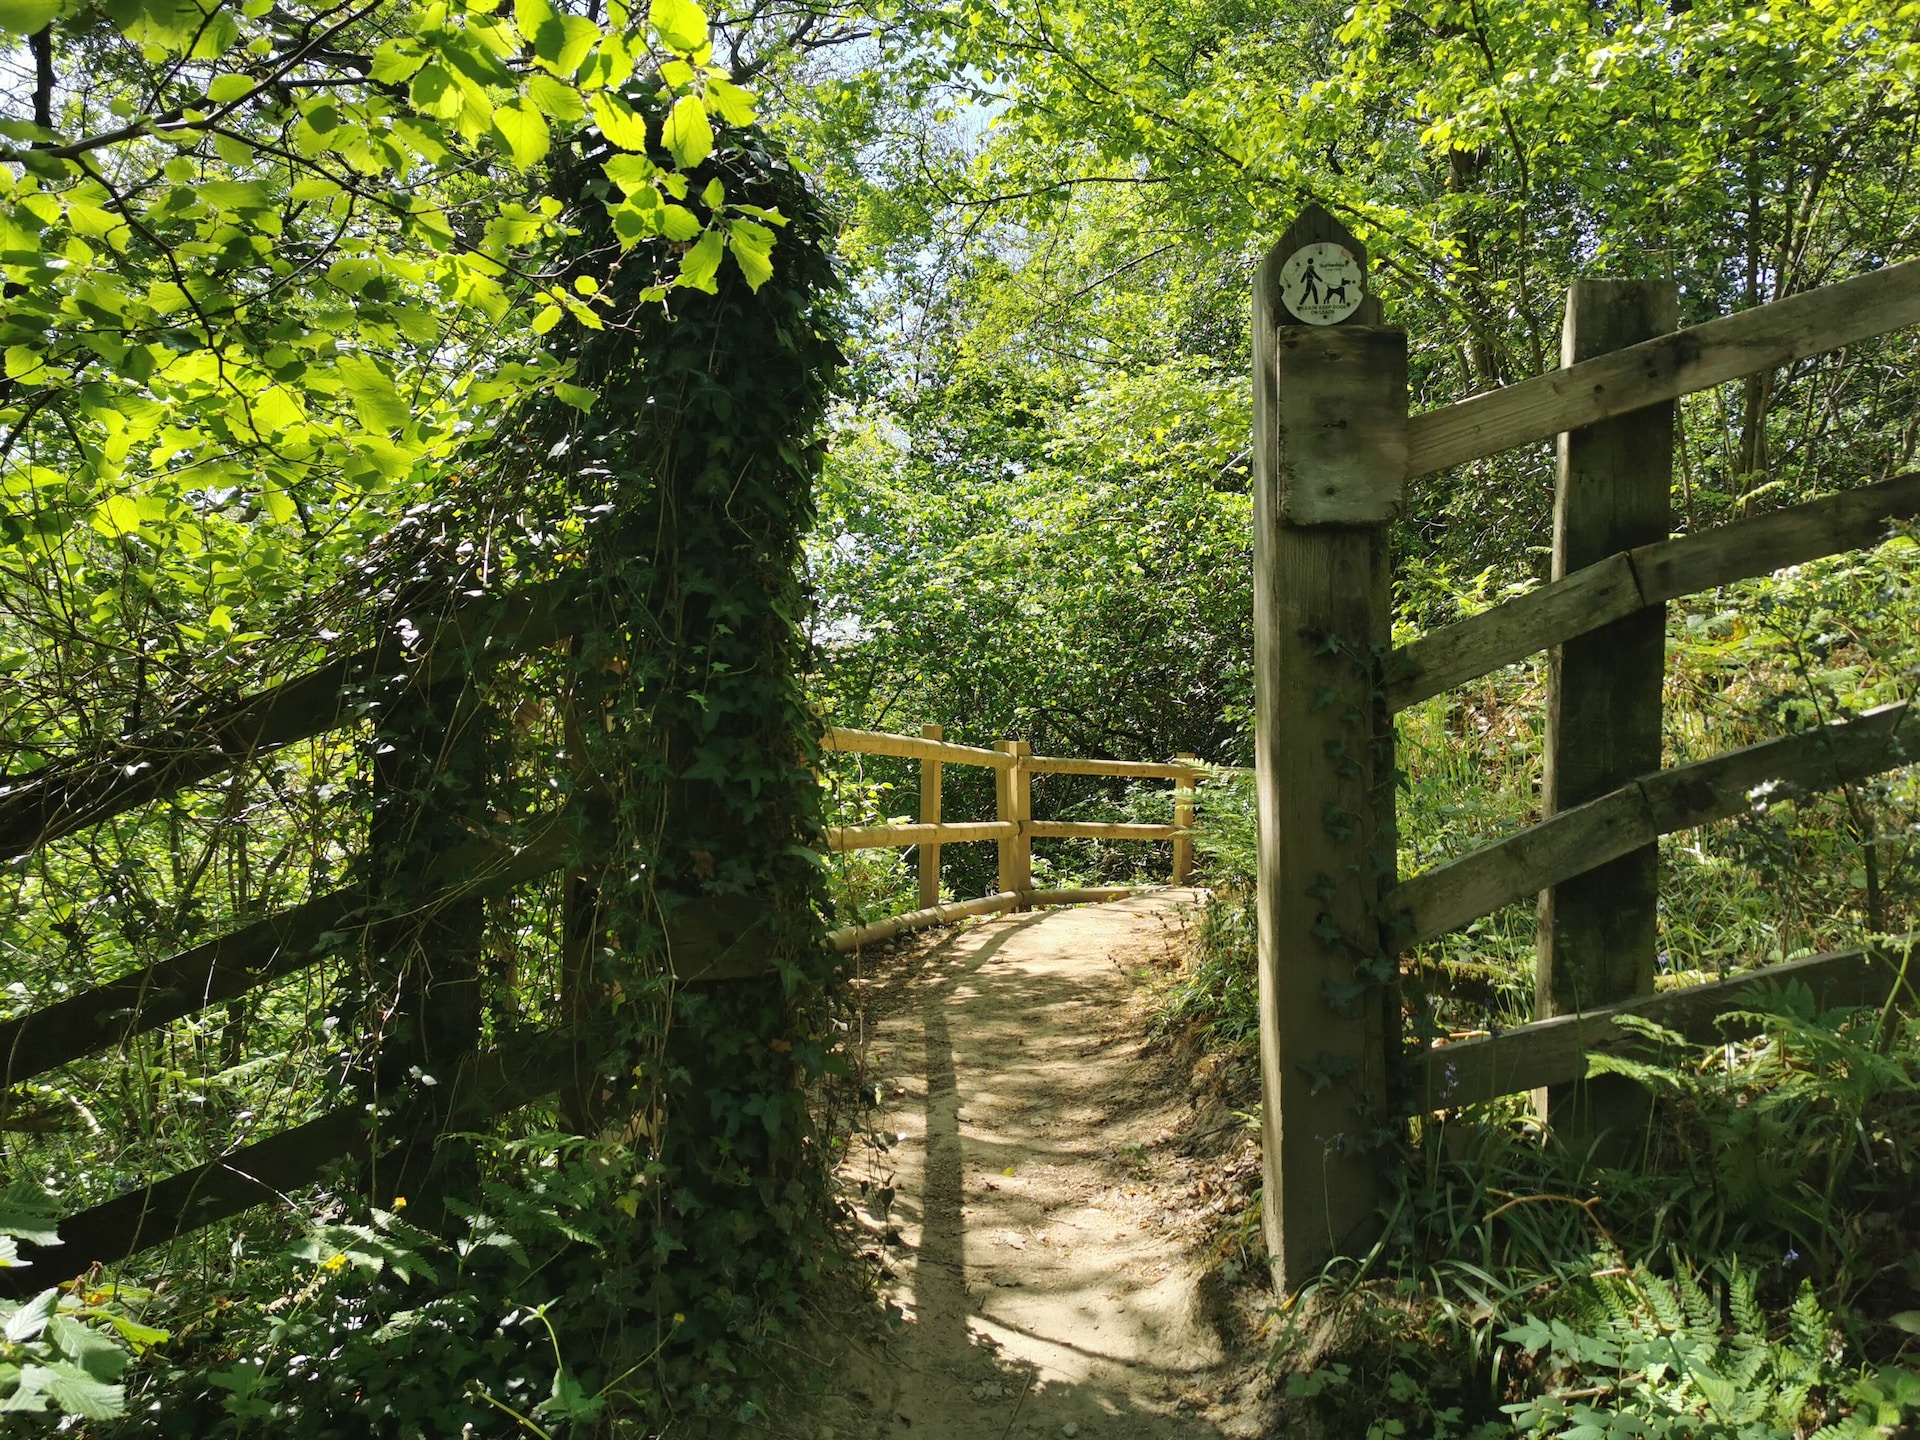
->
xmin=662 ymin=95 xmax=713 ymax=169
xmin=649 ymin=0 xmax=708 ymax=54
xmin=590 ymin=92 xmax=649 ymax=151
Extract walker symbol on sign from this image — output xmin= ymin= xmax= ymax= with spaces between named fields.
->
xmin=1280 ymin=242 xmax=1364 ymax=325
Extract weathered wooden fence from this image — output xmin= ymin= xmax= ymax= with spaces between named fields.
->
xmin=0 ymin=642 xmax=1200 ymax=1293
xmin=1255 ymin=207 xmax=1920 ymax=1291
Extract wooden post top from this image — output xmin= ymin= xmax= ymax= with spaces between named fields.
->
xmin=1265 ymin=204 xmax=1383 ymax=328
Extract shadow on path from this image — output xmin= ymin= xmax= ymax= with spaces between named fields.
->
xmin=828 ymin=893 xmax=1265 ymax=1440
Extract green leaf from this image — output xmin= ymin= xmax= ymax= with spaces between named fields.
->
xmin=492 ymin=101 xmax=551 ymax=168
xmin=0 ymin=0 xmax=60 ymax=35
xmin=649 ymin=0 xmax=708 ymax=53
xmin=705 ymin=76 xmax=756 ymax=126
xmin=662 ymin=94 xmax=712 ymax=168
xmin=334 ymin=354 xmax=410 ymax=432
xmin=603 ymin=153 xmax=658 ymax=193
xmin=533 ymin=13 xmax=599 ymax=75
xmin=3 ymin=345 xmax=43 ymax=382
xmin=368 ymin=40 xmax=427 ymax=84
xmin=100 ymin=1314 xmax=169 ymax=1352
xmin=552 ymin=382 xmax=597 ymax=411
xmin=409 ymin=65 xmax=464 ymax=121
xmin=590 ymin=92 xmax=649 ymax=151
xmin=526 ymin=73 xmax=584 ymax=122
xmin=2 ymin=1290 xmax=55 ymax=1343
xmin=42 ymin=1361 xmax=125 ymax=1419
xmin=206 ymin=73 xmax=253 ymax=104
xmin=512 ymin=0 xmax=555 ymax=41
xmin=679 ymin=228 xmax=724 ymax=292
xmin=90 ymin=495 xmax=146 ymax=538
xmin=531 ymin=304 xmax=563 ymax=334
xmin=659 ymin=204 xmax=701 ymax=241
xmin=727 ymin=217 xmax=775 ymax=289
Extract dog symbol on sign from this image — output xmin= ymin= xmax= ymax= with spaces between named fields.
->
xmin=1280 ymin=243 xmax=1364 ymax=325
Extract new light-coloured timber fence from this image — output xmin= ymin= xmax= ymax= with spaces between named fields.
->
xmin=820 ymin=724 xmax=1201 ymax=950
xmin=1254 ymin=205 xmax=1920 ymax=1293
xmin=0 ymin=608 xmax=1203 ymax=1294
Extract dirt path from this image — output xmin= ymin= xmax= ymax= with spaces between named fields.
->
xmin=813 ymin=892 xmax=1272 ymax=1440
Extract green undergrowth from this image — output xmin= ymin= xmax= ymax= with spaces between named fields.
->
xmin=1153 ymin=538 xmax=1920 ymax=1437
xmin=1275 ymin=978 xmax=1920 ymax=1438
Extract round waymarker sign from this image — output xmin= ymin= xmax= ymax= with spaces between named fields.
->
xmin=1279 ymin=242 xmax=1364 ymax=325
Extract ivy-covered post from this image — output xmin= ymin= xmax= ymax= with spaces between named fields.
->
xmin=516 ymin=126 xmax=846 ymax=1357
xmin=1252 ymin=206 xmax=1406 ymax=1293
xmin=1535 ymin=279 xmax=1676 ymax=1150
xmin=363 ymin=588 xmax=495 ymax=1224
xmin=919 ymin=723 xmax=944 ymax=910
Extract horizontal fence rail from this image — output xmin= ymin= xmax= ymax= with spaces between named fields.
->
xmin=1389 ymin=701 xmax=1917 ymax=948
xmin=1388 ymin=472 xmax=1920 ymax=710
xmin=1412 ymin=942 xmax=1912 ymax=1111
xmin=821 ymin=725 xmax=1014 ymax=769
xmin=827 ymin=820 xmax=1014 ymax=851
xmin=0 ymin=580 xmax=578 ymax=860
xmin=0 ymin=718 xmax=1203 ymax=1286
xmin=0 ymin=1037 xmax=577 ymax=1298
xmin=1405 ymin=259 xmax=1920 ymax=478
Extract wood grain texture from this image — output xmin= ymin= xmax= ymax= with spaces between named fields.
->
xmin=1411 ymin=944 xmax=1911 ymax=1110
xmin=1253 ymin=234 xmax=1399 ymax=1292
xmin=1386 ymin=472 xmax=1920 ymax=709
xmin=1538 ymin=280 xmax=1673 ymax=1037
xmin=1391 ymin=701 xmax=1919 ymax=947
xmin=1273 ymin=327 xmax=1409 ymax=523
xmin=1535 ymin=281 xmax=1673 ymax=1143
xmin=1406 ymin=259 xmax=1920 ymax=477
xmin=1003 ymin=741 xmax=1033 ymax=906
xmin=0 ymin=579 xmax=576 ymax=860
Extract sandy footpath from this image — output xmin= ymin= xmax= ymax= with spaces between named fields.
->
xmin=801 ymin=892 xmax=1272 ymax=1440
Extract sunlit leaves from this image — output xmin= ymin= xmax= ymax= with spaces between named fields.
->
xmin=591 ymin=91 xmax=651 ymax=151
xmin=662 ymin=95 xmax=714 ymax=169
xmin=649 ymin=0 xmax=709 ymax=55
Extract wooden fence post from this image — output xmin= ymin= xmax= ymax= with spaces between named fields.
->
xmin=1536 ymin=279 xmax=1676 ymax=1150
xmin=1252 ymin=206 xmax=1405 ymax=1294
xmin=919 ymin=724 xmax=944 ymax=910
xmin=1172 ymin=753 xmax=1197 ymax=885
xmin=996 ymin=739 xmax=1032 ymax=904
